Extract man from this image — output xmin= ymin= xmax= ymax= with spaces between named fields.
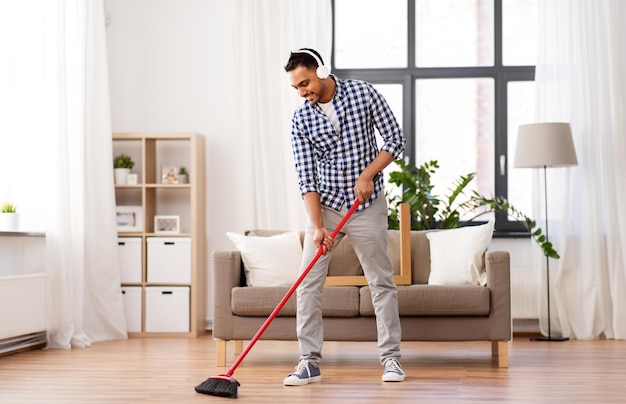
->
xmin=283 ymin=48 xmax=406 ymax=386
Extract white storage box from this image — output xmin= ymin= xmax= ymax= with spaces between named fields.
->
xmin=145 ymin=286 xmax=190 ymax=332
xmin=118 ymin=237 xmax=142 ymax=283
xmin=146 ymin=237 xmax=191 ymax=283
xmin=121 ymin=286 xmax=142 ymax=333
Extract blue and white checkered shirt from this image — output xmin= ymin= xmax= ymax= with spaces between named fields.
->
xmin=291 ymin=76 xmax=406 ymax=212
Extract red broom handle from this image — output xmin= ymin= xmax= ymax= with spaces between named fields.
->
xmin=225 ymin=199 xmax=360 ymax=376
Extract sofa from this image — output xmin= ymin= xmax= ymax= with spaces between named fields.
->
xmin=212 ymin=218 xmax=511 ymax=368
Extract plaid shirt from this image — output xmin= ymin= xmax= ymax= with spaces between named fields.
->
xmin=291 ymin=76 xmax=406 ymax=212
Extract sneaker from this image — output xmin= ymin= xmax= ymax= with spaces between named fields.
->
xmin=283 ymin=360 xmax=322 ymax=386
xmin=382 ymin=358 xmax=405 ymax=382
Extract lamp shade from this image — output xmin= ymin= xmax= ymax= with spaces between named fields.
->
xmin=514 ymin=122 xmax=578 ymax=168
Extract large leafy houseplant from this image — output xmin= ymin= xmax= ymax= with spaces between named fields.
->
xmin=386 ymin=159 xmax=559 ymax=259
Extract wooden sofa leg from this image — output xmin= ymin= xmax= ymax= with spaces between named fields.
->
xmin=234 ymin=340 xmax=243 ymax=356
xmin=215 ymin=339 xmax=227 ymax=367
xmin=492 ymin=341 xmax=509 ymax=368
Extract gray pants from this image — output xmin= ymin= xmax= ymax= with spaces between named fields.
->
xmin=296 ymin=196 xmax=402 ymax=366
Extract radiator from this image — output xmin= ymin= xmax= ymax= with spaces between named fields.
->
xmin=511 ymin=268 xmax=540 ymax=319
xmin=0 ymin=274 xmax=47 ymax=341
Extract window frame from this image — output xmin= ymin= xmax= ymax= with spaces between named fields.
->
xmin=331 ymin=0 xmax=535 ymax=235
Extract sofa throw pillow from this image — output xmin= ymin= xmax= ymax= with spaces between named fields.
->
xmin=226 ymin=231 xmax=302 ymax=287
xmin=426 ymin=219 xmax=495 ymax=286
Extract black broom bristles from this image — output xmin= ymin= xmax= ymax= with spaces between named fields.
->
xmin=194 ymin=375 xmax=240 ymax=398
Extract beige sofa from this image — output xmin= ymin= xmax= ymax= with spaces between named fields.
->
xmin=212 ymin=226 xmax=511 ymax=368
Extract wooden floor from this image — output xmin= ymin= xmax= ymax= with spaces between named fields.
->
xmin=0 ymin=333 xmax=625 ymax=403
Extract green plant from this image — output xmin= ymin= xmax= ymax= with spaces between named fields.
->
xmin=1 ymin=202 xmax=17 ymax=213
xmin=113 ymin=153 xmax=135 ymax=169
xmin=386 ymin=159 xmax=559 ymax=259
xmin=179 ymin=166 xmax=188 ymax=175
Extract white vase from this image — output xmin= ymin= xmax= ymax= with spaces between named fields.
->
xmin=0 ymin=213 xmax=19 ymax=232
xmin=114 ymin=168 xmax=130 ymax=184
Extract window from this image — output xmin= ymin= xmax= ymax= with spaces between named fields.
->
xmin=332 ymin=0 xmax=537 ymax=233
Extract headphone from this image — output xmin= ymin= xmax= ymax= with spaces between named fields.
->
xmin=294 ymin=49 xmax=331 ymax=79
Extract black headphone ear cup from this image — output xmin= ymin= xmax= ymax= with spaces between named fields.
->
xmin=316 ymin=65 xmax=330 ymax=79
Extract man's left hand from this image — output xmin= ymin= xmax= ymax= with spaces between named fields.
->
xmin=354 ymin=176 xmax=374 ymax=203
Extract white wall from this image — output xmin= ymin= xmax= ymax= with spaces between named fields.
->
xmin=104 ymin=0 xmax=539 ymax=327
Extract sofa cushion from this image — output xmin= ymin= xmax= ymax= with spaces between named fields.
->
xmin=405 ymin=230 xmax=432 ymax=284
xmin=426 ymin=219 xmax=495 ymax=286
xmin=359 ymin=284 xmax=490 ymax=316
xmin=231 ymin=286 xmax=360 ymax=317
xmin=227 ymin=231 xmax=302 ymax=287
xmin=326 ymin=236 xmax=364 ymax=277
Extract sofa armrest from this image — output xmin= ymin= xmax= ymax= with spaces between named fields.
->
xmin=485 ymin=250 xmax=510 ymax=289
xmin=485 ymin=250 xmax=512 ymax=340
xmin=212 ymin=250 xmax=242 ymax=340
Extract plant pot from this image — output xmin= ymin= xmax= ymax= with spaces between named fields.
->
xmin=178 ymin=174 xmax=188 ymax=184
xmin=114 ymin=168 xmax=131 ymax=185
xmin=0 ymin=213 xmax=19 ymax=232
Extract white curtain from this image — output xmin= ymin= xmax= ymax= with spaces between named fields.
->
xmin=535 ymin=0 xmax=626 ymax=339
xmin=234 ymin=0 xmax=333 ymax=230
xmin=1 ymin=0 xmax=127 ymax=348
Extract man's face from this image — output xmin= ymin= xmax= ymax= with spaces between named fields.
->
xmin=289 ymin=65 xmax=322 ymax=104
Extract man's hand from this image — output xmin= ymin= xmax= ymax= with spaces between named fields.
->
xmin=314 ymin=227 xmax=334 ymax=255
xmin=355 ymin=150 xmax=394 ymax=203
xmin=354 ymin=175 xmax=374 ymax=203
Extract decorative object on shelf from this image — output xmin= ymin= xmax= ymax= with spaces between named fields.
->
xmin=0 ymin=202 xmax=19 ymax=231
xmin=116 ymin=205 xmax=143 ymax=232
xmin=113 ymin=153 xmax=135 ymax=185
xmin=154 ymin=215 xmax=180 ymax=234
xmin=514 ymin=122 xmax=578 ymax=342
xmin=161 ymin=166 xmax=179 ymax=184
xmin=178 ymin=166 xmax=188 ymax=184
xmin=126 ymin=173 xmax=138 ymax=185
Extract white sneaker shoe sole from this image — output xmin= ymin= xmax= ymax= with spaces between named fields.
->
xmin=382 ymin=372 xmax=405 ymax=382
xmin=283 ymin=375 xmax=321 ymax=386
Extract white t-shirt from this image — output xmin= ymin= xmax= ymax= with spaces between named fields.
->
xmin=318 ymin=100 xmax=340 ymax=133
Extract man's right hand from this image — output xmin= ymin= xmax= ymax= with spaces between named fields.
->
xmin=314 ymin=227 xmax=334 ymax=255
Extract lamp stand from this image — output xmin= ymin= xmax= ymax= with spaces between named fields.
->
xmin=531 ymin=165 xmax=569 ymax=342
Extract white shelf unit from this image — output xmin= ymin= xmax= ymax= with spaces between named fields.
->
xmin=113 ymin=133 xmax=206 ymax=337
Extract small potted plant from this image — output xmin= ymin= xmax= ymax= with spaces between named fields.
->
xmin=178 ymin=166 xmax=188 ymax=184
xmin=0 ymin=202 xmax=19 ymax=231
xmin=113 ymin=153 xmax=135 ymax=185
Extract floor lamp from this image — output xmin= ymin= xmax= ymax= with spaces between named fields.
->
xmin=514 ymin=122 xmax=578 ymax=341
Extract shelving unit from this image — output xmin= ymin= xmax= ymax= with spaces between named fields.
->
xmin=113 ymin=133 xmax=206 ymax=337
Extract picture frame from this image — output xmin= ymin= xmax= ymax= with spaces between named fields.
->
xmin=161 ymin=166 xmax=179 ymax=184
xmin=116 ymin=206 xmax=143 ymax=232
xmin=154 ymin=215 xmax=180 ymax=234
xmin=126 ymin=173 xmax=138 ymax=185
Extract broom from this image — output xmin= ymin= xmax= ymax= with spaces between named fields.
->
xmin=195 ymin=199 xmax=360 ymax=398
